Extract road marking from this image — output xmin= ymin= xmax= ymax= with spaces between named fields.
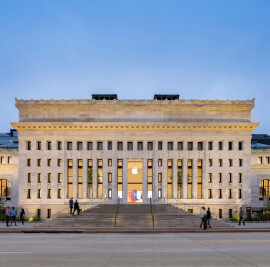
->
xmin=0 ymin=239 xmax=270 ymax=244
xmin=0 ymin=252 xmax=31 ymax=254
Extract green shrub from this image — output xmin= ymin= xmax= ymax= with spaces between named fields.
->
xmin=231 ymin=216 xmax=239 ymax=221
xmin=29 ymin=216 xmax=40 ymax=222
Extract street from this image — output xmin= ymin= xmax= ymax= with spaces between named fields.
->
xmin=0 ymin=232 xmax=269 ymax=266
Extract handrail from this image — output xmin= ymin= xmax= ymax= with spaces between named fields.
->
xmin=114 ymin=198 xmax=120 ymax=227
xmin=150 ymin=197 xmax=154 ymax=228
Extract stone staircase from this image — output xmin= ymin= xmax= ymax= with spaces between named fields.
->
xmin=36 ymin=204 xmax=232 ymax=229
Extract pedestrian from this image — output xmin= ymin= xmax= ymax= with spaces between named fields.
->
xmin=5 ymin=206 xmax=10 ymax=227
xmin=20 ymin=208 xmax=25 ymax=225
xmin=69 ymin=197 xmax=73 ymax=214
xmin=200 ymin=207 xmax=207 ymax=229
xmin=206 ymin=207 xmax=212 ymax=228
xmin=239 ymin=207 xmax=245 ymax=226
xmin=73 ymin=200 xmax=80 ymax=216
xmin=10 ymin=206 xmax=17 ymax=226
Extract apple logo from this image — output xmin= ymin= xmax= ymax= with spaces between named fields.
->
xmin=132 ymin=167 xmax=138 ymax=174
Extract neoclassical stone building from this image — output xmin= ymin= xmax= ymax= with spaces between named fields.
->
xmin=0 ymin=94 xmax=268 ymax=219
xmin=7 ymin=94 xmax=258 ymax=219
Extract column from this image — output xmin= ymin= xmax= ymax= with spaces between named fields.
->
xmin=82 ymin=158 xmax=88 ymax=199
xmin=92 ymin=158 xmax=97 ymax=198
xmin=152 ymin=157 xmax=158 ymax=201
xmin=172 ymin=158 xmax=178 ymax=199
xmin=142 ymin=158 xmax=148 ymax=203
xmin=182 ymin=158 xmax=187 ymax=199
xmin=122 ymin=158 xmax=128 ymax=203
xmin=72 ymin=158 xmax=78 ymax=199
xmin=192 ymin=157 xmax=198 ymax=199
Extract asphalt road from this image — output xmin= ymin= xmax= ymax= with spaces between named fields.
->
xmin=0 ymin=232 xmax=269 ymax=267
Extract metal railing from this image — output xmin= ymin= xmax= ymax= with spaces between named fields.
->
xmin=114 ymin=198 xmax=120 ymax=227
xmin=150 ymin=197 xmax=154 ymax=228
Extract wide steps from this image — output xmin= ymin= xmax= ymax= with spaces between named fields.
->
xmin=36 ymin=204 xmax=233 ymax=229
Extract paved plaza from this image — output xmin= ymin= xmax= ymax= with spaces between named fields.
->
xmin=0 ymin=232 xmax=269 ymax=266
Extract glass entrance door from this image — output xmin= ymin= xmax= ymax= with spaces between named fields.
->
xmin=127 ymin=159 xmax=143 ymax=203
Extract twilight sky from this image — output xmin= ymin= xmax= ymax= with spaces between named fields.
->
xmin=0 ymin=0 xmax=270 ymax=133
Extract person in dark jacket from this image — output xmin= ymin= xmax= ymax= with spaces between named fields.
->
xmin=69 ymin=198 xmax=73 ymax=214
xmin=20 ymin=208 xmax=25 ymax=225
xmin=206 ymin=208 xmax=212 ymax=228
xmin=73 ymin=200 xmax=80 ymax=216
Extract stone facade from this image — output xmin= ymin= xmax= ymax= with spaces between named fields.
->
xmin=5 ymin=97 xmax=267 ymax=219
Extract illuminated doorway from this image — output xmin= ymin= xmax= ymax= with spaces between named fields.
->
xmin=127 ymin=159 xmax=143 ymax=203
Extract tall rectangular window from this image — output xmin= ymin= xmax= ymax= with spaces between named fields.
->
xmin=267 ymin=157 xmax=270 ymax=164
xmin=158 ymin=141 xmax=163 ymax=150
xmin=58 ymin=173 xmax=62 ymax=183
xmin=229 ymin=173 xmax=232 ymax=183
xmin=208 ymin=189 xmax=212 ymax=199
xmin=37 ymin=159 xmax=41 ymax=167
xmin=177 ymin=142 xmax=183 ymax=151
xmin=57 ymin=141 xmax=62 ymax=150
xmin=208 ymin=141 xmax=213 ymax=150
xmin=239 ymin=159 xmax=243 ymax=167
xmin=108 ymin=141 xmax=112 ymax=150
xmin=47 ymin=189 xmax=51 ymax=199
xmin=47 ymin=159 xmax=51 ymax=167
xmin=77 ymin=142 xmax=83 ymax=150
xmin=158 ymin=159 xmax=162 ymax=167
xmin=67 ymin=159 xmax=73 ymax=198
xmin=218 ymin=189 xmax=222 ymax=199
xmin=37 ymin=189 xmax=41 ymax=199
xmin=27 ymin=159 xmax=31 ymax=167
xmin=137 ymin=142 xmax=143 ymax=150
xmin=88 ymin=159 xmax=93 ymax=198
xmin=228 ymin=141 xmax=233 ymax=150
xmin=27 ymin=189 xmax=31 ymax=199
xmin=177 ymin=160 xmax=182 ymax=198
xmin=7 ymin=157 xmax=11 ymax=164
xmin=187 ymin=159 xmax=193 ymax=198
xmin=197 ymin=159 xmax=203 ymax=198
xmin=147 ymin=159 xmax=153 ymax=198
xmin=67 ymin=142 xmax=72 ymax=150
xmin=219 ymin=159 xmax=223 ymax=167
xmin=228 ymin=189 xmax=232 ymax=199
xmin=37 ymin=173 xmax=41 ymax=183
xmin=97 ymin=142 xmax=103 ymax=150
xmin=219 ymin=209 xmax=222 ymax=218
xmin=239 ymin=173 xmax=243 ymax=183
xmin=218 ymin=141 xmax=223 ymax=150
xmin=238 ymin=141 xmax=243 ymax=150
xmin=208 ymin=159 xmax=213 ymax=167
xmin=108 ymin=189 xmax=112 ymax=198
xmin=208 ymin=173 xmax=212 ymax=183
xmin=47 ymin=173 xmax=51 ymax=183
xmin=188 ymin=142 xmax=193 ymax=151
xmin=87 ymin=142 xmax=93 ymax=150
xmin=117 ymin=142 xmax=123 ymax=151
xmin=58 ymin=189 xmax=62 ymax=199
xmin=158 ymin=173 xmax=162 ymax=183
xmin=57 ymin=159 xmax=62 ymax=167
xmin=26 ymin=141 xmax=31 ymax=150
xmin=229 ymin=209 xmax=233 ymax=218
xmin=27 ymin=173 xmax=31 ymax=183
xmin=97 ymin=159 xmax=103 ymax=198
xmin=118 ymin=159 xmax=123 ymax=198
xmin=218 ymin=173 xmax=222 ymax=183
xmin=0 ymin=156 xmax=4 ymax=164
xmin=158 ymin=189 xmax=162 ymax=198
xmin=47 ymin=141 xmax=52 ymax=150
xmin=37 ymin=141 xmax=41 ymax=150
xmin=147 ymin=142 xmax=153 ymax=151
xmin=229 ymin=159 xmax=233 ymax=167
xmin=78 ymin=159 xmax=83 ymax=198
xmin=168 ymin=142 xmax=173 ymax=151
xmin=108 ymin=173 xmax=112 ymax=183
xmin=127 ymin=142 xmax=133 ymax=150
xmin=239 ymin=189 xmax=242 ymax=199
xmin=167 ymin=159 xmax=173 ymax=198
xmin=108 ymin=159 xmax=112 ymax=166
xmin=198 ymin=142 xmax=203 ymax=151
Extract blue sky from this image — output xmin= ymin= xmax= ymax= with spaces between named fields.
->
xmin=0 ymin=0 xmax=270 ymax=133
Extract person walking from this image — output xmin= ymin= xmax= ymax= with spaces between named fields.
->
xmin=5 ymin=206 xmax=10 ymax=227
xmin=239 ymin=206 xmax=245 ymax=226
xmin=73 ymin=200 xmax=80 ymax=216
xmin=69 ymin=197 xmax=73 ymax=214
xmin=10 ymin=206 xmax=17 ymax=226
xmin=200 ymin=207 xmax=207 ymax=229
xmin=206 ymin=207 xmax=212 ymax=228
xmin=20 ymin=208 xmax=25 ymax=225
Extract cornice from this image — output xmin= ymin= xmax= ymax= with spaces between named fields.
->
xmin=11 ymin=122 xmax=259 ymax=132
xmin=15 ymin=98 xmax=255 ymax=111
